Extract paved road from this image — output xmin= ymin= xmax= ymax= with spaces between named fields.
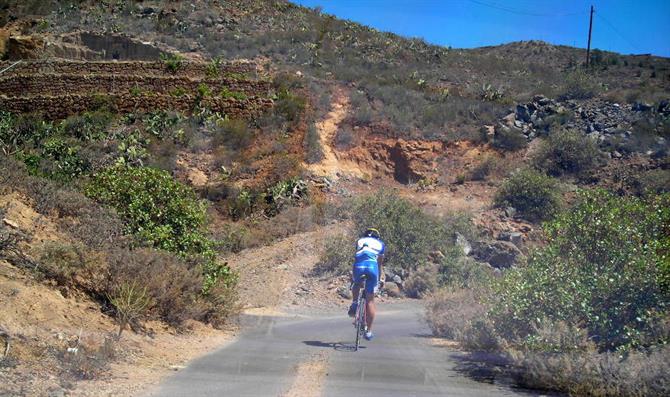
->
xmin=154 ymin=302 xmax=546 ymax=397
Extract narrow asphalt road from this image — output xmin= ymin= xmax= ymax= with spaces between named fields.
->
xmin=153 ymin=302 xmax=547 ymax=397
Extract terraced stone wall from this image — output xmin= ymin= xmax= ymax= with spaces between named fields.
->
xmin=0 ymin=60 xmax=274 ymax=120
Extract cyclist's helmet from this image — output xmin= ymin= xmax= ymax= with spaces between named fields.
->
xmin=362 ymin=228 xmax=381 ymax=239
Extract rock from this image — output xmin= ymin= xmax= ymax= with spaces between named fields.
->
xmin=513 ymin=120 xmax=523 ymax=128
xmin=392 ymin=274 xmax=403 ymax=284
xmin=455 ymin=232 xmax=472 ymax=256
xmin=141 ymin=7 xmax=156 ymax=16
xmin=498 ymin=231 xmax=523 ymax=247
xmin=516 ymin=104 xmax=531 ymax=122
xmin=504 ymin=206 xmax=517 ymax=218
xmin=474 ymin=241 xmax=523 ymax=269
xmin=612 ymin=151 xmax=623 ymax=158
xmin=482 ymin=124 xmax=496 ymax=141
xmin=658 ymin=99 xmax=669 ymax=114
xmin=337 ymin=286 xmax=352 ymax=300
xmin=501 ymin=113 xmax=516 ymax=127
xmin=385 ymin=282 xmax=402 ymax=298
xmin=47 ymin=389 xmax=65 ymax=397
xmin=533 ymin=95 xmax=551 ymax=106
xmin=2 ymin=218 xmax=19 ymax=229
xmin=632 ymin=102 xmax=652 ymax=112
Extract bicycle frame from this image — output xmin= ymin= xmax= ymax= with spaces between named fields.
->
xmin=353 ymin=277 xmax=368 ymax=351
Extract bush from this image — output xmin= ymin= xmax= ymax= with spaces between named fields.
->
xmin=108 ymin=281 xmax=152 ymax=338
xmin=510 ymin=336 xmax=670 ymax=396
xmin=107 ymin=248 xmax=207 ymax=327
xmin=425 ymin=288 xmax=499 ymax=351
xmin=467 ymin=155 xmax=497 ymax=181
xmin=403 ymin=263 xmax=438 ymax=298
xmin=160 ymin=53 xmax=185 ymax=73
xmin=334 ymin=128 xmax=355 ymax=150
xmin=560 ymin=69 xmax=600 ymax=100
xmin=303 ymin=123 xmax=324 ymax=163
xmin=490 ymin=190 xmax=670 ymax=351
xmin=494 ymin=168 xmax=560 ymax=221
xmin=85 ymin=165 xmax=210 ymax=256
xmin=349 ymin=190 xmax=450 ymax=272
xmin=314 ymin=234 xmax=351 ymax=275
xmin=211 ymin=118 xmax=253 ymax=150
xmin=61 ymin=111 xmax=112 ymax=141
xmin=493 ymin=126 xmax=528 ymax=151
xmin=36 ymin=242 xmax=101 ymax=288
xmin=533 ymin=129 xmax=601 ymax=175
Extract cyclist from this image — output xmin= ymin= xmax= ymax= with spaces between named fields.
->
xmin=348 ymin=227 xmax=385 ymax=341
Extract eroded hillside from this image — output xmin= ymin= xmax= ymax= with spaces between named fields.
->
xmin=0 ymin=1 xmax=669 ymax=396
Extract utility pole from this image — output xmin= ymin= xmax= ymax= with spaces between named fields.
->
xmin=586 ymin=5 xmax=594 ymax=66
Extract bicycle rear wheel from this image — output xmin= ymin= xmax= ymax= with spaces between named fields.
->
xmin=354 ymin=295 xmax=366 ymax=351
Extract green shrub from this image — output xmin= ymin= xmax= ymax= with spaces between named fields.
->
xmin=349 ymin=190 xmax=449 ymax=272
xmin=38 ymin=137 xmax=89 ymax=181
xmin=533 ymin=129 xmax=601 ymax=176
xmin=468 ymin=155 xmax=497 ymax=181
xmin=303 ymin=123 xmax=324 ymax=164
xmin=403 ymin=263 xmax=438 ymax=298
xmin=61 ymin=111 xmax=112 ymax=141
xmin=494 ymin=168 xmax=560 ymax=221
xmin=211 ymin=118 xmax=253 ymax=150
xmin=560 ymin=69 xmax=601 ymax=100
xmin=160 ymin=53 xmax=185 ymax=73
xmin=314 ymin=234 xmax=351 ymax=275
xmin=206 ymin=57 xmax=222 ymax=77
xmin=0 ymin=112 xmax=54 ymax=153
xmin=273 ymin=85 xmax=306 ymax=123
xmin=107 ymin=248 xmax=208 ymax=327
xmin=85 ymin=165 xmax=210 ymax=256
xmin=490 ymin=190 xmax=670 ymax=351
xmin=108 ymin=281 xmax=152 ymax=338
xmin=492 ymin=126 xmax=527 ymax=151
xmin=85 ymin=165 xmax=237 ymax=295
xmin=220 ymin=87 xmax=248 ymax=100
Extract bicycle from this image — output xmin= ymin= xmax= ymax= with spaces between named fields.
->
xmin=351 ymin=275 xmax=368 ymax=351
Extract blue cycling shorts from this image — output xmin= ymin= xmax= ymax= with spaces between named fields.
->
xmin=353 ymin=261 xmax=379 ymax=294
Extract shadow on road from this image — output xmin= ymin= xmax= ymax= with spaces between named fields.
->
xmin=302 ymin=340 xmax=363 ymax=352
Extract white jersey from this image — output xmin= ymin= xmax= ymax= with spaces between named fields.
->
xmin=354 ymin=237 xmax=385 ymax=266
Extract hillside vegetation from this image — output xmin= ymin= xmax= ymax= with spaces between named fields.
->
xmin=0 ymin=1 xmax=669 ymax=396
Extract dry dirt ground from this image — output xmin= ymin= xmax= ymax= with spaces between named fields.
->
xmin=0 ymin=194 xmax=235 ymax=397
xmin=0 ymin=259 xmax=235 ymax=397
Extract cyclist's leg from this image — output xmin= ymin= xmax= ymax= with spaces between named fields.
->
xmin=349 ymin=266 xmax=365 ymax=317
xmin=363 ymin=268 xmax=379 ymax=331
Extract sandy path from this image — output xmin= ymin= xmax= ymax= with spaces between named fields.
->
xmin=307 ymin=89 xmax=365 ymax=179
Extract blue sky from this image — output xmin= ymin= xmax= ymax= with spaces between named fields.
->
xmin=292 ymin=0 xmax=670 ymax=57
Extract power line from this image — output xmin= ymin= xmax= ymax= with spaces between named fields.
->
xmin=594 ymin=12 xmax=642 ymax=54
xmin=467 ymin=0 xmax=586 ymax=17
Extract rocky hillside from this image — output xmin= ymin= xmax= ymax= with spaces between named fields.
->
xmin=0 ymin=1 xmax=668 ymax=396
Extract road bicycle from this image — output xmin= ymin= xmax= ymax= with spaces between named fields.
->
xmin=352 ymin=275 xmax=369 ymax=351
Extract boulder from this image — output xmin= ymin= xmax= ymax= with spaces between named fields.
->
xmin=632 ymin=102 xmax=652 ymax=112
xmin=337 ymin=286 xmax=352 ymax=300
xmin=533 ymin=95 xmax=551 ymax=106
xmin=504 ymin=206 xmax=517 ymax=218
xmin=474 ymin=241 xmax=523 ymax=269
xmin=497 ymin=231 xmax=523 ymax=248
xmin=516 ymin=104 xmax=531 ymax=122
xmin=384 ymin=282 xmax=403 ymax=298
xmin=502 ymin=113 xmax=516 ymax=127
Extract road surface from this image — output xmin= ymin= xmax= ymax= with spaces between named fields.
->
xmin=153 ymin=302 xmax=547 ymax=397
